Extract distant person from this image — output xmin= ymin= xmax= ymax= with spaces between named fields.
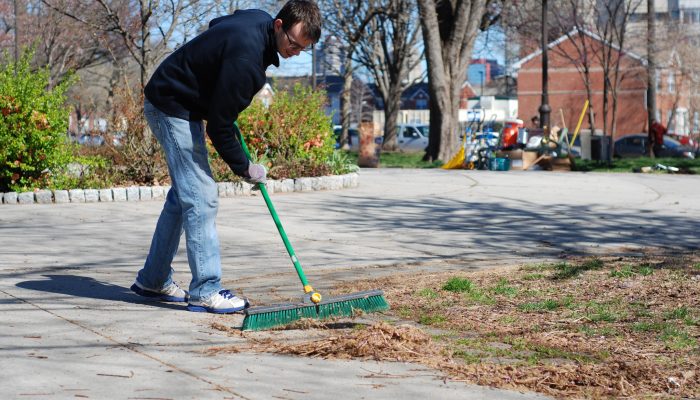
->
xmin=129 ymin=0 xmax=321 ymax=314
xmin=650 ymin=119 xmax=667 ymax=156
xmin=530 ymin=115 xmax=540 ymax=129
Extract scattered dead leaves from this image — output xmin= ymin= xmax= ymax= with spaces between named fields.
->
xmin=208 ymin=252 xmax=700 ymax=399
xmin=268 ymin=322 xmax=443 ymax=361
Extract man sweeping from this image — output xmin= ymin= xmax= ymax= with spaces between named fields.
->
xmin=130 ymin=0 xmax=322 ymax=313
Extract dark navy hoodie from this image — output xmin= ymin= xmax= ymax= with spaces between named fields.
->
xmin=144 ymin=9 xmax=280 ymax=176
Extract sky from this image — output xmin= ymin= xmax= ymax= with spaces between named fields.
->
xmin=267 ymin=51 xmax=314 ymax=76
xmin=267 ymin=28 xmax=507 ymax=78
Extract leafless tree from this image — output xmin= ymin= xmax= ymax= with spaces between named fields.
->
xmin=545 ymin=0 xmax=641 ymax=144
xmin=0 ymin=0 xmax=16 ymax=55
xmin=594 ymin=0 xmax=643 ymax=141
xmin=29 ymin=1 xmax=109 ymax=86
xmin=651 ymin=17 xmax=700 ymax=139
xmin=625 ymin=1 xmax=700 ymax=152
xmin=41 ymin=0 xmax=218 ymax=89
xmin=547 ymin=1 xmax=598 ymax=134
xmin=0 ymin=0 xmax=109 ymax=90
xmin=349 ymin=71 xmax=377 ymax=126
xmin=318 ymin=0 xmax=384 ymax=149
xmin=354 ymin=0 xmax=423 ymax=151
xmin=417 ymin=0 xmax=496 ymax=162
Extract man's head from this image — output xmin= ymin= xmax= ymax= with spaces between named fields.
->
xmin=274 ymin=0 xmax=321 ymax=58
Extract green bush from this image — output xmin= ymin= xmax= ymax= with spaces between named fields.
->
xmin=236 ymin=83 xmax=336 ymax=179
xmin=326 ymin=150 xmax=360 ymax=175
xmin=0 ymin=50 xmax=75 ymax=192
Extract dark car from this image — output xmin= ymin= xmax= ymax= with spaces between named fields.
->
xmin=333 ymin=126 xmax=360 ymax=150
xmin=78 ymin=134 xmax=105 ymax=146
xmin=614 ymin=134 xmax=695 ymax=159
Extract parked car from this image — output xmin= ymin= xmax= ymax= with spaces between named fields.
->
xmin=614 ymin=134 xmax=695 ymax=159
xmin=333 ymin=126 xmax=360 ymax=150
xmin=334 ymin=123 xmax=430 ymax=152
xmin=395 ymin=123 xmax=429 ymax=152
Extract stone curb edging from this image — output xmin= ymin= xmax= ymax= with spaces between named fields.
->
xmin=0 ymin=173 xmax=359 ymax=205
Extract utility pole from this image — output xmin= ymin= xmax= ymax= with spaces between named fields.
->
xmin=479 ymin=70 xmax=484 ymax=97
xmin=538 ymin=0 xmax=551 ymax=132
xmin=646 ymin=0 xmax=657 ymax=156
xmin=13 ymin=0 xmax=19 ymax=68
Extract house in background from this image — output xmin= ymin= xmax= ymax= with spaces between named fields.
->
xmin=467 ymin=58 xmax=505 ymax=93
xmin=514 ymin=28 xmax=695 ymax=140
xmin=515 ymin=0 xmax=700 ymax=141
xmin=626 ymin=1 xmax=700 ymax=136
xmin=255 ymin=83 xmax=274 ymax=108
xmin=369 ymin=82 xmax=431 ymax=128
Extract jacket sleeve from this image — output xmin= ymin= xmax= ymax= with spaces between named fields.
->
xmin=206 ymin=57 xmax=265 ymax=177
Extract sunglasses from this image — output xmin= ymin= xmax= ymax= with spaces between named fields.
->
xmin=284 ymin=29 xmax=311 ymax=52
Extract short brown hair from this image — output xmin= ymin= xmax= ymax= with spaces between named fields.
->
xmin=275 ymin=0 xmax=322 ymax=43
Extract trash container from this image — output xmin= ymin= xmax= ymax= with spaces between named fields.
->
xmin=358 ymin=122 xmax=381 ymax=168
xmin=590 ymin=135 xmax=611 ymax=162
xmin=488 ymin=157 xmax=511 ymax=171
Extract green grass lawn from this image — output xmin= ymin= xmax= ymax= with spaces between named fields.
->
xmin=344 ymin=151 xmax=442 ymax=168
xmin=343 ymin=150 xmax=700 ymax=174
xmin=573 ymin=157 xmax=700 ymax=174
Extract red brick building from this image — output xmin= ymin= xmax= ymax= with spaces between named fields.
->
xmin=515 ymin=29 xmax=693 ymax=139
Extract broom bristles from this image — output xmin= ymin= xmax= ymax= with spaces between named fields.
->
xmin=241 ymin=290 xmax=389 ymax=331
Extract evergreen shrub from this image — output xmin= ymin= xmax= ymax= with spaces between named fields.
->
xmin=0 ymin=51 xmax=75 ymax=191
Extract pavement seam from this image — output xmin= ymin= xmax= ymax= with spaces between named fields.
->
xmin=1 ymin=288 xmax=252 ymax=400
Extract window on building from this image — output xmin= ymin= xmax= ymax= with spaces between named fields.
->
xmin=694 ymin=111 xmax=699 ymax=133
xmin=416 ymin=99 xmax=427 ymax=109
xmin=668 ymin=72 xmax=675 ymax=93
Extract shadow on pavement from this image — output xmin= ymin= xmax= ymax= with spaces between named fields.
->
xmin=15 ymin=274 xmax=185 ymax=310
xmin=298 ymin=194 xmax=700 ymax=253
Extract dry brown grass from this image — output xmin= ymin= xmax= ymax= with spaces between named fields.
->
xmin=210 ymin=252 xmax=700 ymax=399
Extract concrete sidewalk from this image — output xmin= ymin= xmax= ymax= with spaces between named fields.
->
xmin=2 ymin=169 xmax=698 ymax=399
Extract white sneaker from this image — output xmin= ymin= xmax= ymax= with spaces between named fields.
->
xmin=187 ymin=289 xmax=249 ymax=313
xmin=131 ymin=280 xmax=188 ymax=302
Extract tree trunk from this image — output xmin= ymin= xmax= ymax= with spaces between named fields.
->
xmin=382 ymin=85 xmax=402 ymax=151
xmin=107 ymin=59 xmax=123 ymax=126
xmin=424 ymin=104 xmax=443 ymax=161
xmin=438 ymin=80 xmax=461 ymax=161
xmin=340 ymin=67 xmax=353 ymax=149
xmin=417 ymin=0 xmax=487 ymax=162
xmin=647 ymin=0 xmax=657 ymax=157
xmin=584 ymin=70 xmax=596 ymax=136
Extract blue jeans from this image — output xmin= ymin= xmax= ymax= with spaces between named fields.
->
xmin=136 ymin=99 xmax=222 ymax=302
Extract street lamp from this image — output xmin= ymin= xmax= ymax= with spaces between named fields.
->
xmin=478 ymin=70 xmax=484 ymax=97
xmin=538 ymin=0 xmax=551 ymax=132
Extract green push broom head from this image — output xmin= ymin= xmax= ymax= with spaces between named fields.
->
xmin=241 ymin=289 xmax=389 ymax=331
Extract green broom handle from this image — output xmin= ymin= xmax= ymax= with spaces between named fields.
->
xmin=233 ymin=124 xmax=319 ymax=300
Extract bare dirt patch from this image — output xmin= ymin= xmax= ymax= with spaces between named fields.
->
xmin=210 ymin=252 xmax=700 ymax=399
